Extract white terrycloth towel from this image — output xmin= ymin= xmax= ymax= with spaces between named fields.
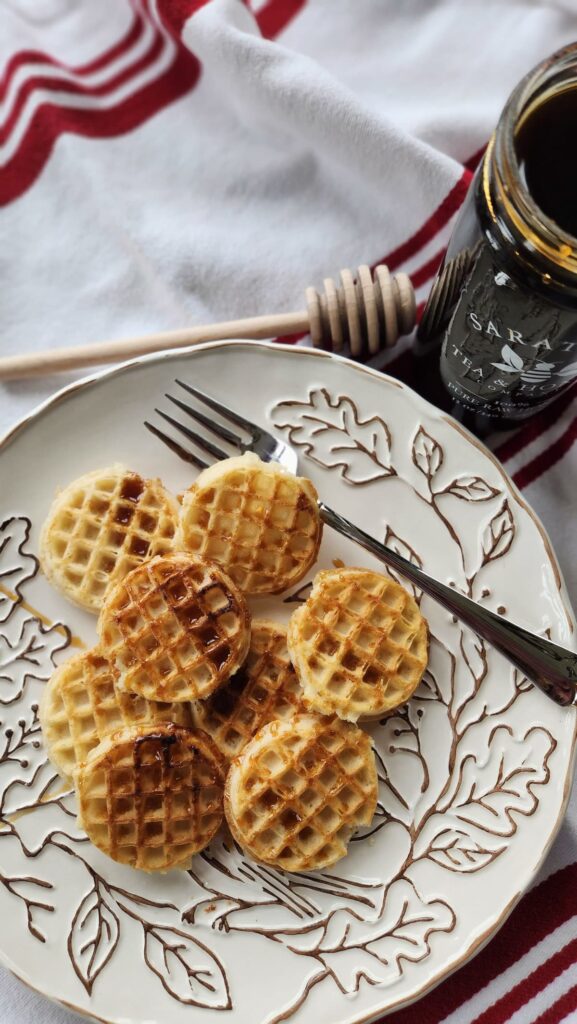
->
xmin=0 ymin=2 xmax=576 ymax=1023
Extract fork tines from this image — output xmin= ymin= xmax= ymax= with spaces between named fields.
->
xmin=144 ymin=380 xmax=249 ymax=470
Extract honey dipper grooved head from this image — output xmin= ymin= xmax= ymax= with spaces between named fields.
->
xmin=287 ymin=567 xmax=429 ymax=721
xmin=178 ymin=453 xmax=322 ymax=595
xmin=39 ymin=465 xmax=179 ymax=613
xmin=224 ymin=714 xmax=378 ymax=872
xmin=98 ymin=552 xmax=251 ymax=702
xmin=75 ymin=723 xmax=226 ymax=871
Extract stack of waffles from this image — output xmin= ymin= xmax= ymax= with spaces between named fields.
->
xmin=39 ymin=455 xmax=428 ymax=873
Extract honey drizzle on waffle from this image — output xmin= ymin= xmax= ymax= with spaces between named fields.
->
xmin=41 ymin=467 xmax=178 ymax=611
xmin=191 ymin=621 xmax=307 ymax=759
xmin=76 ymin=724 xmax=225 ymax=871
xmin=40 ymin=648 xmax=192 ymax=779
xmin=98 ymin=554 xmax=250 ymax=702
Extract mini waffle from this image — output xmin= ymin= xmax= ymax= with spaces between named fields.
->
xmin=40 ymin=465 xmax=179 ymax=613
xmin=178 ymin=453 xmax=322 ymax=594
xmin=287 ymin=567 xmax=428 ymax=721
xmin=75 ymin=723 xmax=225 ymax=872
xmin=224 ymin=714 xmax=377 ymax=871
xmin=39 ymin=648 xmax=192 ymax=781
xmin=191 ymin=620 xmax=308 ymax=760
xmin=98 ymin=553 xmax=251 ymax=703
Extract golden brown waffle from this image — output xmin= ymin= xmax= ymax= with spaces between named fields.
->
xmin=287 ymin=567 xmax=428 ymax=721
xmin=40 ymin=465 xmax=179 ymax=613
xmin=191 ymin=620 xmax=308 ymax=760
xmin=178 ymin=454 xmax=322 ymax=594
xmin=75 ymin=723 xmax=225 ymax=871
xmin=225 ymin=714 xmax=377 ymax=871
xmin=39 ymin=648 xmax=192 ymax=781
xmin=98 ymin=553 xmax=251 ymax=703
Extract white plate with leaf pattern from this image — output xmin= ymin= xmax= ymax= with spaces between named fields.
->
xmin=0 ymin=340 xmax=575 ymax=1024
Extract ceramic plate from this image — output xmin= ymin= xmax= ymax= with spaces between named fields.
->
xmin=0 ymin=341 xmax=575 ymax=1024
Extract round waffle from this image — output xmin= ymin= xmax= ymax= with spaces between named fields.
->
xmin=191 ymin=620 xmax=308 ymax=760
xmin=75 ymin=723 xmax=225 ymax=872
xmin=40 ymin=465 xmax=179 ymax=613
xmin=178 ymin=453 xmax=322 ymax=594
xmin=287 ymin=567 xmax=428 ymax=721
xmin=39 ymin=648 xmax=192 ymax=781
xmin=98 ymin=553 xmax=251 ymax=703
xmin=224 ymin=714 xmax=378 ymax=872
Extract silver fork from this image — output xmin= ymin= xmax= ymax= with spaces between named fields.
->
xmin=145 ymin=380 xmax=577 ymax=708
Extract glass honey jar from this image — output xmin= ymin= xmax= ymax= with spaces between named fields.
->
xmin=417 ymin=43 xmax=577 ymax=431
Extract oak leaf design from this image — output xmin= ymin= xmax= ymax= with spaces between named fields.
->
xmin=415 ymin=725 xmax=556 ymax=871
xmin=0 ymin=518 xmax=39 ymax=624
xmin=271 ymin=389 xmax=394 ymax=484
xmin=315 ymin=878 xmax=455 ymax=991
xmin=0 ymin=614 xmax=70 ymax=705
xmin=68 ymin=883 xmax=120 ymax=995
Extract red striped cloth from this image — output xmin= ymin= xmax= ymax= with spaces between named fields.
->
xmin=0 ymin=2 xmax=575 ymax=1022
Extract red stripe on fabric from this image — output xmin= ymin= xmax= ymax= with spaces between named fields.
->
xmin=532 ymin=983 xmax=577 ymax=1024
xmin=156 ymin=0 xmax=212 ymax=36
xmin=0 ymin=7 xmax=144 ymax=99
xmin=383 ymin=168 xmax=472 ymax=272
xmin=472 ymin=937 xmax=577 ymax=1024
xmin=410 ymin=247 xmax=445 ymax=289
xmin=0 ymin=44 xmax=200 ymax=206
xmin=255 ymin=0 xmax=308 ymax=38
xmin=382 ymin=862 xmax=577 ymax=1024
xmin=512 ymin=413 xmax=577 ymax=489
xmin=493 ymin=389 xmax=576 ymax=464
xmin=0 ymin=31 xmax=165 ymax=143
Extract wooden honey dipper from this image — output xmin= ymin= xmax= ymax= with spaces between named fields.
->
xmin=0 ymin=263 xmax=416 ymax=380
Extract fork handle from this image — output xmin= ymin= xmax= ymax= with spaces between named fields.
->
xmin=319 ymin=503 xmax=577 ymax=707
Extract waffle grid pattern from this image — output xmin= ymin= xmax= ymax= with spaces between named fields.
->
xmin=180 ymin=460 xmax=321 ymax=594
xmin=40 ymin=649 xmax=192 ymax=779
xmin=40 ymin=467 xmax=178 ymax=612
xmin=191 ymin=621 xmax=307 ymax=759
xmin=225 ymin=715 xmax=377 ymax=871
xmin=98 ymin=554 xmax=250 ymax=702
xmin=76 ymin=724 xmax=225 ymax=871
xmin=288 ymin=569 xmax=428 ymax=720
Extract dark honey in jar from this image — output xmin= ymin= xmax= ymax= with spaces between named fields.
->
xmin=417 ymin=45 xmax=577 ymax=429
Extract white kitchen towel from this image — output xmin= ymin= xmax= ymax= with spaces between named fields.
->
xmin=0 ymin=2 xmax=576 ymax=1023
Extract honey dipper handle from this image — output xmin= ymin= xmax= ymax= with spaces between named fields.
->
xmin=319 ymin=502 xmax=577 ymax=708
xmin=0 ymin=312 xmax=310 ymax=381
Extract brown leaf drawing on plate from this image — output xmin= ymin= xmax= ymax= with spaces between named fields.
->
xmin=0 ymin=517 xmax=39 ymax=624
xmin=440 ymin=476 xmax=500 ymax=502
xmin=383 ymin=527 xmax=423 ymax=602
xmin=0 ymin=873 xmax=54 ymax=942
xmin=481 ymin=499 xmax=515 ymax=566
xmin=411 ymin=426 xmax=444 ymax=481
xmin=0 ymin=615 xmax=70 ymax=706
xmin=140 ymin=923 xmax=231 ymax=1010
xmin=68 ymin=881 xmax=120 ymax=995
xmin=271 ymin=389 xmax=395 ymax=484
xmin=424 ymin=828 xmax=504 ymax=873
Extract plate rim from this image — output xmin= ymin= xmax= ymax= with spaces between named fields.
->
xmin=1 ymin=338 xmax=576 ymax=1024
